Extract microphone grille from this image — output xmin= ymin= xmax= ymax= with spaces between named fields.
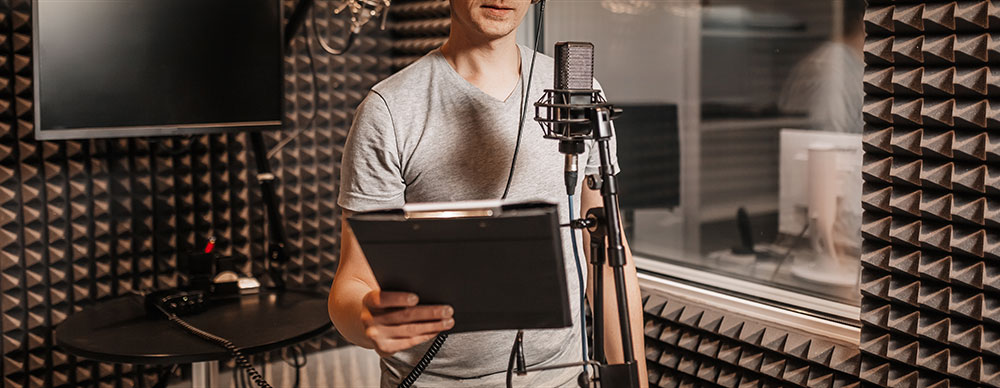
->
xmin=554 ymin=42 xmax=594 ymax=90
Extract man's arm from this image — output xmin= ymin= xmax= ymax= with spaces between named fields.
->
xmin=580 ymin=185 xmax=648 ymax=386
xmin=329 ymin=210 xmax=454 ymax=357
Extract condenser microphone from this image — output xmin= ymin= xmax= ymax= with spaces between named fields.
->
xmin=552 ymin=42 xmax=596 ymax=195
xmin=553 ymin=42 xmax=595 ymax=143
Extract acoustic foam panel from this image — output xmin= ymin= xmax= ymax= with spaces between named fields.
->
xmin=388 ymin=0 xmax=450 ymax=70
xmin=642 ymin=291 xmax=862 ymax=388
xmin=862 ymin=1 xmax=1000 ymax=387
xmin=0 ymin=0 xmax=393 ymax=386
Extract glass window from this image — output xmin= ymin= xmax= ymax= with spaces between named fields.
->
xmin=543 ymin=0 xmax=866 ymax=313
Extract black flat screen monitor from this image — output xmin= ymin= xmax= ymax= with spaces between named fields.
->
xmin=33 ymin=0 xmax=283 ymax=140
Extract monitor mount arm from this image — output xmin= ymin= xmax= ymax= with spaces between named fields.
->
xmin=244 ymin=0 xmax=322 ymax=290
xmin=249 ymin=132 xmax=288 ymax=290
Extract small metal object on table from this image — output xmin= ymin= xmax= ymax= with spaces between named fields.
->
xmin=56 ymin=289 xmax=333 ymax=388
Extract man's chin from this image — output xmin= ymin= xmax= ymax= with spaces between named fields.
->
xmin=474 ymin=25 xmax=517 ymax=40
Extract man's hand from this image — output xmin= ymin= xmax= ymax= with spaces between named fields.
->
xmin=361 ymin=290 xmax=455 ymax=358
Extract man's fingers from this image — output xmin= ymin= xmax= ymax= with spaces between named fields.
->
xmin=363 ymin=291 xmax=418 ymax=309
xmin=374 ymin=305 xmax=453 ymax=325
xmin=380 ymin=318 xmax=455 ymax=338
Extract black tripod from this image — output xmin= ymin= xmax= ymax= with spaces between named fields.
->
xmin=574 ymin=106 xmax=640 ymax=388
xmin=512 ymin=92 xmax=639 ymax=387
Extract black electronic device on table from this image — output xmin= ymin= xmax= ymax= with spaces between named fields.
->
xmin=347 ymin=201 xmax=573 ymax=333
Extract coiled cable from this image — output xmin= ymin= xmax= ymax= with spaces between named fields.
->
xmin=153 ymin=303 xmax=272 ymax=388
xmin=397 ymin=333 xmax=448 ymax=388
xmin=399 ymin=2 xmax=545 ymax=387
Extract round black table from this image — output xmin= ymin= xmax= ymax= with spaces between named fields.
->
xmin=56 ymin=289 xmax=332 ymax=387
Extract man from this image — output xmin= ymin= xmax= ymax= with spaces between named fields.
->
xmin=329 ymin=0 xmax=647 ymax=386
xmin=779 ymin=0 xmax=866 ymax=134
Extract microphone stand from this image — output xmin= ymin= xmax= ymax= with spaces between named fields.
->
xmin=515 ymin=101 xmax=640 ymax=387
xmin=577 ymin=106 xmax=639 ymax=388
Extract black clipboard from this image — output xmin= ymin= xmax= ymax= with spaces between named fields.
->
xmin=347 ymin=201 xmax=572 ymax=333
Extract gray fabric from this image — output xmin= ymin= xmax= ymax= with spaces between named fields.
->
xmin=779 ymin=41 xmax=864 ymax=134
xmin=338 ymin=45 xmax=618 ymax=387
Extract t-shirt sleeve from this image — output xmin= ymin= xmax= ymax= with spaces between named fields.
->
xmin=337 ymin=91 xmax=406 ymax=212
xmin=584 ymin=79 xmax=621 ymax=176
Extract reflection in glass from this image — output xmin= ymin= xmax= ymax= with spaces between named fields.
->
xmin=779 ymin=2 xmax=866 ymax=134
xmin=543 ymin=0 xmax=867 ymax=311
xmin=695 ymin=0 xmax=866 ymax=307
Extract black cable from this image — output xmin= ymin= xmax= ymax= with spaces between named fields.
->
xmin=154 ymin=304 xmax=272 ymax=388
xmin=240 ymin=361 xmax=249 ymax=388
xmin=294 ymin=357 xmax=300 ymax=388
xmin=397 ymin=333 xmax=447 ymax=388
xmin=505 ymin=330 xmax=524 ymax=388
xmin=500 ymin=5 xmax=546 ymax=386
xmin=283 ymin=345 xmax=307 ymax=388
xmin=400 ymin=3 xmax=546 ymax=387
xmin=501 ymin=0 xmax=545 ymax=200
xmin=311 ymin=2 xmax=357 ymax=55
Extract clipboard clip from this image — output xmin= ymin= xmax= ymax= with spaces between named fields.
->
xmin=402 ymin=200 xmax=503 ymax=220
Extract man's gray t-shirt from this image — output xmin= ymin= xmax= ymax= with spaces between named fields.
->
xmin=338 ymin=45 xmax=618 ymax=387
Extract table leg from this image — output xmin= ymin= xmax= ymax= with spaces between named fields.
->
xmin=192 ymin=360 xmax=218 ymax=388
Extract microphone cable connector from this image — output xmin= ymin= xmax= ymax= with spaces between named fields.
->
xmin=564 ymin=154 xmax=578 ymax=196
xmin=562 ymin=217 xmax=596 ymax=230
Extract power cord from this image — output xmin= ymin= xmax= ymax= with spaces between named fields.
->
xmin=505 ymin=330 xmax=526 ymax=388
xmin=283 ymin=344 xmax=308 ymax=388
xmin=397 ymin=333 xmax=447 ymax=388
xmin=399 ymin=3 xmax=545 ymax=387
xmin=151 ymin=302 xmax=273 ymax=388
xmin=567 ymin=195 xmax=590 ymax=370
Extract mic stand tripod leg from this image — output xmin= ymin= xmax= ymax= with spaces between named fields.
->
xmin=585 ymin=205 xmax=606 ymax=364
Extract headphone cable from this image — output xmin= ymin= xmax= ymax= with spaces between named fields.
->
xmin=398 ymin=3 xmax=545 ymax=387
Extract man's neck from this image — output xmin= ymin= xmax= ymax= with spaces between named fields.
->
xmin=840 ymin=29 xmax=865 ymax=61
xmin=440 ymin=31 xmax=521 ymax=101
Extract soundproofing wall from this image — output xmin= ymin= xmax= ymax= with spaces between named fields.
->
xmin=388 ymin=0 xmax=450 ymax=70
xmin=860 ymin=1 xmax=1000 ymax=386
xmin=0 ymin=0 xmax=393 ymax=386
xmin=642 ymin=289 xmax=862 ymax=387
